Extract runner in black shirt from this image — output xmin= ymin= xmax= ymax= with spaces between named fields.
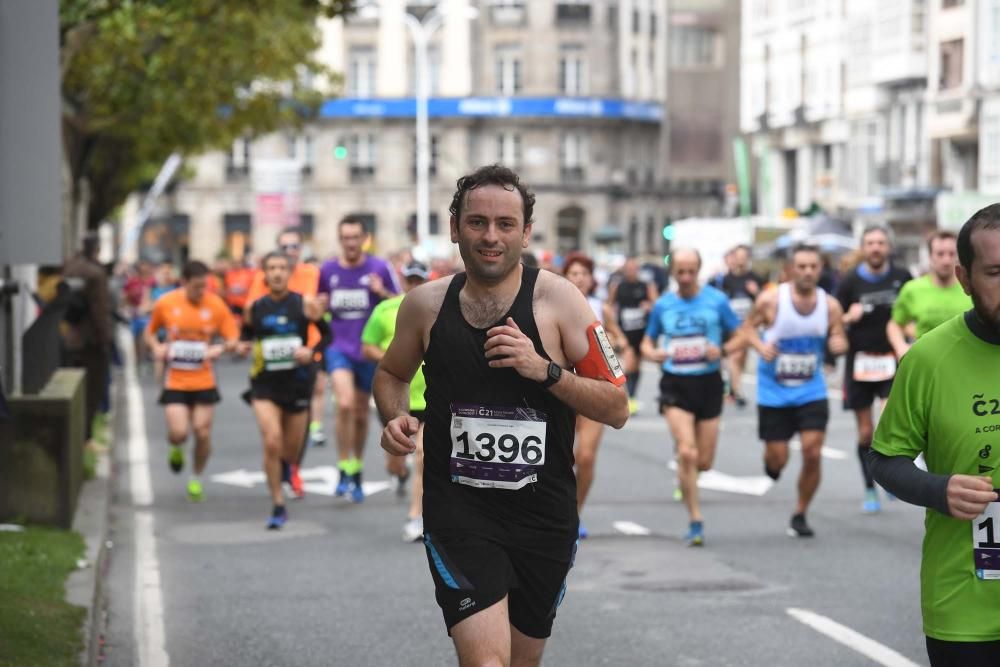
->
xmin=374 ymin=166 xmax=628 ymax=666
xmin=712 ymin=245 xmax=764 ymax=406
xmin=835 ymin=226 xmax=911 ymax=514
xmin=608 ymin=257 xmax=657 ymax=412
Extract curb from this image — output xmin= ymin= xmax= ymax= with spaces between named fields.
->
xmin=65 ymin=369 xmax=123 ymax=666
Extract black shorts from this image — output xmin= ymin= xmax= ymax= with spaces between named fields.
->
xmin=411 ymin=410 xmax=426 ymax=423
xmin=758 ymin=400 xmax=829 ymax=442
xmin=423 ymin=531 xmax=576 ymax=639
xmin=843 ymin=353 xmax=894 ymax=411
xmin=926 ymin=636 xmax=1000 ymax=667
xmin=158 ymin=388 xmax=221 ymax=406
xmin=624 ymin=330 xmax=645 ymax=354
xmin=659 ymin=371 xmax=724 ymax=421
xmin=248 ymin=380 xmax=311 ymax=413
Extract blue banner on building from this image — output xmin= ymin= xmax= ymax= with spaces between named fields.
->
xmin=320 ymin=97 xmax=662 ymax=122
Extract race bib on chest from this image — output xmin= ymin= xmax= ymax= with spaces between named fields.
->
xmin=730 ymin=297 xmax=752 ymax=320
xmin=973 ymin=498 xmax=1000 ymax=580
xmin=261 ymin=335 xmax=302 ymax=371
xmin=620 ymin=307 xmax=647 ymax=332
xmin=668 ymin=335 xmax=709 ymax=371
xmin=169 ymin=340 xmax=207 ymax=370
xmin=853 ymin=352 xmax=896 ymax=383
xmin=449 ymin=404 xmax=547 ymax=490
xmin=775 ymin=353 xmax=817 ymax=386
xmin=330 ymin=289 xmax=370 ymax=315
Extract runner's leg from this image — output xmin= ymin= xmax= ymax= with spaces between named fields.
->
xmin=666 ymin=407 xmax=701 ymax=522
xmin=796 ymin=429 xmax=825 ymax=515
xmin=510 ymin=623 xmax=547 ymax=667
xmin=309 ymin=369 xmax=328 ymax=443
xmin=281 ymin=408 xmax=309 ymax=474
xmin=164 ymin=404 xmax=191 ymax=447
xmin=190 ymin=404 xmax=215 ymax=476
xmin=694 ymin=417 xmax=721 ymax=473
xmin=353 ymin=389 xmax=371 ymax=462
xmin=764 ymin=440 xmax=790 ymax=480
xmin=252 ymin=400 xmax=285 ymax=506
xmin=728 ymin=348 xmax=747 ymax=398
xmin=854 ymin=406 xmax=876 ymax=490
xmin=331 ymin=369 xmax=356 ymax=467
xmin=450 ymin=597 xmax=513 ymax=667
xmin=574 ymin=416 xmax=604 ymax=512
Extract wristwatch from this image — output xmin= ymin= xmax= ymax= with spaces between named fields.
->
xmin=540 ymin=361 xmax=562 ymax=389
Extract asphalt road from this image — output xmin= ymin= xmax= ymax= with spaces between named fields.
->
xmin=101 ymin=353 xmax=930 ymax=666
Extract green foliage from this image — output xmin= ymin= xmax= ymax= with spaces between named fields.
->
xmin=0 ymin=527 xmax=86 ymax=666
xmin=61 ymin=0 xmax=353 ymax=228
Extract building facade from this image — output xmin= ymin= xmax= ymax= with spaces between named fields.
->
xmin=161 ymin=0 xmax=670 ymax=263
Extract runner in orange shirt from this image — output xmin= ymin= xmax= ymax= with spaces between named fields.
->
xmin=145 ymin=260 xmax=239 ymax=501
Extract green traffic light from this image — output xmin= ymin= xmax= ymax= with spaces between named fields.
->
xmin=663 ymin=254 xmax=671 ymax=267
xmin=334 ymin=145 xmax=348 ymax=160
xmin=662 ymin=225 xmax=675 ymax=242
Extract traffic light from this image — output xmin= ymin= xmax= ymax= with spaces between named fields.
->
xmin=661 ymin=220 xmax=674 ymax=266
xmin=334 ymin=143 xmax=348 ymax=160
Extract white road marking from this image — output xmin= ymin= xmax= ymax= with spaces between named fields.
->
xmin=786 ymin=608 xmax=920 ymax=667
xmin=668 ymin=462 xmax=774 ymax=496
xmin=119 ymin=329 xmax=169 ymax=666
xmin=211 ymin=466 xmax=392 ymax=498
xmin=613 ymin=521 xmax=652 ymax=536
xmin=789 ymin=438 xmax=848 ymax=460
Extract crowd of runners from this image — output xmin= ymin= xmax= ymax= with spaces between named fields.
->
xmin=118 ymin=165 xmax=999 ymax=666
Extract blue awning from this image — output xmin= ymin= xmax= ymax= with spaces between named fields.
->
xmin=320 ymin=96 xmax=663 ymax=122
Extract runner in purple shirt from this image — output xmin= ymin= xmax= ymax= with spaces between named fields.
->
xmin=317 ymin=216 xmax=400 ymax=501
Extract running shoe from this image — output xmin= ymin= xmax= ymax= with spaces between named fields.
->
xmin=395 ymin=469 xmax=410 ymax=498
xmin=672 ymin=486 xmax=683 ymax=502
xmin=309 ymin=429 xmax=326 ymax=448
xmin=334 ymin=470 xmax=351 ymax=497
xmin=402 ymin=516 xmax=424 ymax=543
xmin=787 ymin=513 xmax=814 ymax=538
xmin=683 ymin=521 xmax=704 ymax=547
xmin=350 ymin=475 xmax=365 ymax=504
xmin=168 ymin=445 xmax=184 ymax=474
xmin=863 ymin=488 xmax=881 ymax=514
xmin=731 ymin=392 xmax=747 ymax=408
xmin=628 ymin=398 xmax=640 ymax=415
xmin=187 ymin=479 xmax=204 ymax=503
xmin=578 ymin=522 xmax=589 ymax=540
xmin=267 ymin=505 xmax=288 ymax=530
xmin=289 ymin=464 xmax=305 ymax=500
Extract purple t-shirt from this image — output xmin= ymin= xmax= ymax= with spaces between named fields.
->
xmin=318 ymin=255 xmax=400 ymax=361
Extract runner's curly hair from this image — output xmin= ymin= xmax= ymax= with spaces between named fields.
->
xmin=449 ymin=164 xmax=535 ymax=226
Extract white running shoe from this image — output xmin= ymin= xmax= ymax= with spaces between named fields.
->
xmin=402 ymin=517 xmax=424 ymax=543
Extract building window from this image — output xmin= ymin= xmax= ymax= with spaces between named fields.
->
xmin=556 ymin=0 xmax=591 ymax=24
xmin=409 ymin=45 xmax=440 ymax=96
xmin=411 ymin=134 xmax=439 ymax=179
xmin=560 ymin=133 xmax=586 ymax=182
xmin=407 ymin=212 xmax=441 ymax=237
xmin=670 ymin=26 xmax=719 ymax=68
xmin=495 ymin=45 xmax=523 ymax=95
xmin=490 ymin=0 xmax=526 ymax=26
xmin=285 ymin=133 xmax=315 ymax=176
xmin=496 ymin=132 xmax=522 ymax=168
xmin=226 ymin=137 xmax=250 ymax=179
xmin=348 ymin=46 xmax=376 ymax=98
xmin=981 ymin=110 xmax=1000 ymax=191
xmin=939 ymin=38 xmax=964 ymax=90
xmin=942 ymin=0 xmax=964 ymax=8
xmin=349 ymin=133 xmax=377 ymax=182
xmin=559 ymin=45 xmax=587 ymax=95
xmin=650 ymin=12 xmax=657 ymax=37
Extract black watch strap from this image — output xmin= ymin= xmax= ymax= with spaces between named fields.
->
xmin=540 ymin=361 xmax=562 ymax=389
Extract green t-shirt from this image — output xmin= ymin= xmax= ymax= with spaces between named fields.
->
xmin=891 ymin=275 xmax=972 ymax=339
xmin=361 ymin=295 xmax=426 ymax=411
xmin=872 ymin=314 xmax=1000 ymax=641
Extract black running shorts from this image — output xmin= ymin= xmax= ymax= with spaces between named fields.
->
xmin=158 ymin=388 xmax=221 ymax=406
xmin=248 ymin=379 xmax=311 ymax=413
xmin=658 ymin=371 xmax=724 ymax=421
xmin=758 ymin=399 xmax=829 ymax=442
xmin=842 ymin=353 xmax=894 ymax=411
xmin=423 ymin=531 xmax=576 ymax=639
xmin=926 ymin=636 xmax=1000 ymax=667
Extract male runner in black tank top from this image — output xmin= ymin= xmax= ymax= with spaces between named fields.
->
xmin=373 ymin=166 xmax=629 ymax=666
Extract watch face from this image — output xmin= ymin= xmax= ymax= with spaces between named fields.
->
xmin=549 ymin=362 xmax=561 ymax=382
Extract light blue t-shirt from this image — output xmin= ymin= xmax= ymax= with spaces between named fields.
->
xmin=645 ymin=286 xmax=741 ymax=375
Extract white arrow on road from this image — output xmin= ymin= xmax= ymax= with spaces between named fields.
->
xmin=613 ymin=521 xmax=652 ymax=536
xmin=668 ymin=462 xmax=774 ymax=496
xmin=210 ymin=467 xmax=392 ymax=497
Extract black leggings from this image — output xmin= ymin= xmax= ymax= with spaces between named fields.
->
xmin=926 ymin=636 xmax=1000 ymax=667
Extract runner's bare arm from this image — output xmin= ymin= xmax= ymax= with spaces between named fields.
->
xmin=885 ymin=319 xmax=910 ymax=358
xmin=643 ymin=282 xmax=657 ymax=309
xmin=827 ymin=297 xmax=848 ymax=356
xmin=640 ymin=334 xmax=667 ymax=363
xmin=730 ymin=289 xmax=775 ymax=358
xmin=602 ymin=302 xmax=628 ymax=351
xmin=486 ymin=276 xmax=628 ymax=428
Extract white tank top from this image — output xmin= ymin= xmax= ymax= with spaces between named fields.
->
xmin=763 ymin=283 xmax=828 ymax=344
xmin=587 ymin=296 xmax=604 ymax=325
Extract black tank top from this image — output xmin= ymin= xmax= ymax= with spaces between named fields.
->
xmin=615 ymin=279 xmax=649 ymax=333
xmin=245 ymin=293 xmax=313 ymax=385
xmin=422 ymin=266 xmax=578 ymax=545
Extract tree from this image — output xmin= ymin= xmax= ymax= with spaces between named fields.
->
xmin=60 ymin=0 xmax=353 ymax=247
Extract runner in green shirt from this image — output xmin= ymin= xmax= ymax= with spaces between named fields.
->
xmin=869 ymin=210 xmax=1000 ymax=666
xmin=888 ymin=230 xmax=972 ymax=358
xmin=362 ymin=259 xmax=429 ymax=542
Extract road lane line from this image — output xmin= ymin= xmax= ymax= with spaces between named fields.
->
xmin=120 ymin=329 xmax=169 ymax=666
xmin=786 ymin=608 xmax=919 ymax=667
xmin=613 ymin=521 xmax=652 ymax=536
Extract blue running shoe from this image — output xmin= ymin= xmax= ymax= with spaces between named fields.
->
xmin=578 ymin=523 xmax=589 ymax=540
xmin=267 ymin=505 xmax=288 ymax=530
xmin=683 ymin=521 xmax=704 ymax=547
xmin=863 ymin=488 xmax=881 ymax=514
xmin=334 ymin=470 xmax=351 ymax=497
xmin=350 ymin=475 xmax=365 ymax=504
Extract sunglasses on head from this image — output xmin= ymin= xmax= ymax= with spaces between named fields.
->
xmin=279 ymin=243 xmax=301 ymax=251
